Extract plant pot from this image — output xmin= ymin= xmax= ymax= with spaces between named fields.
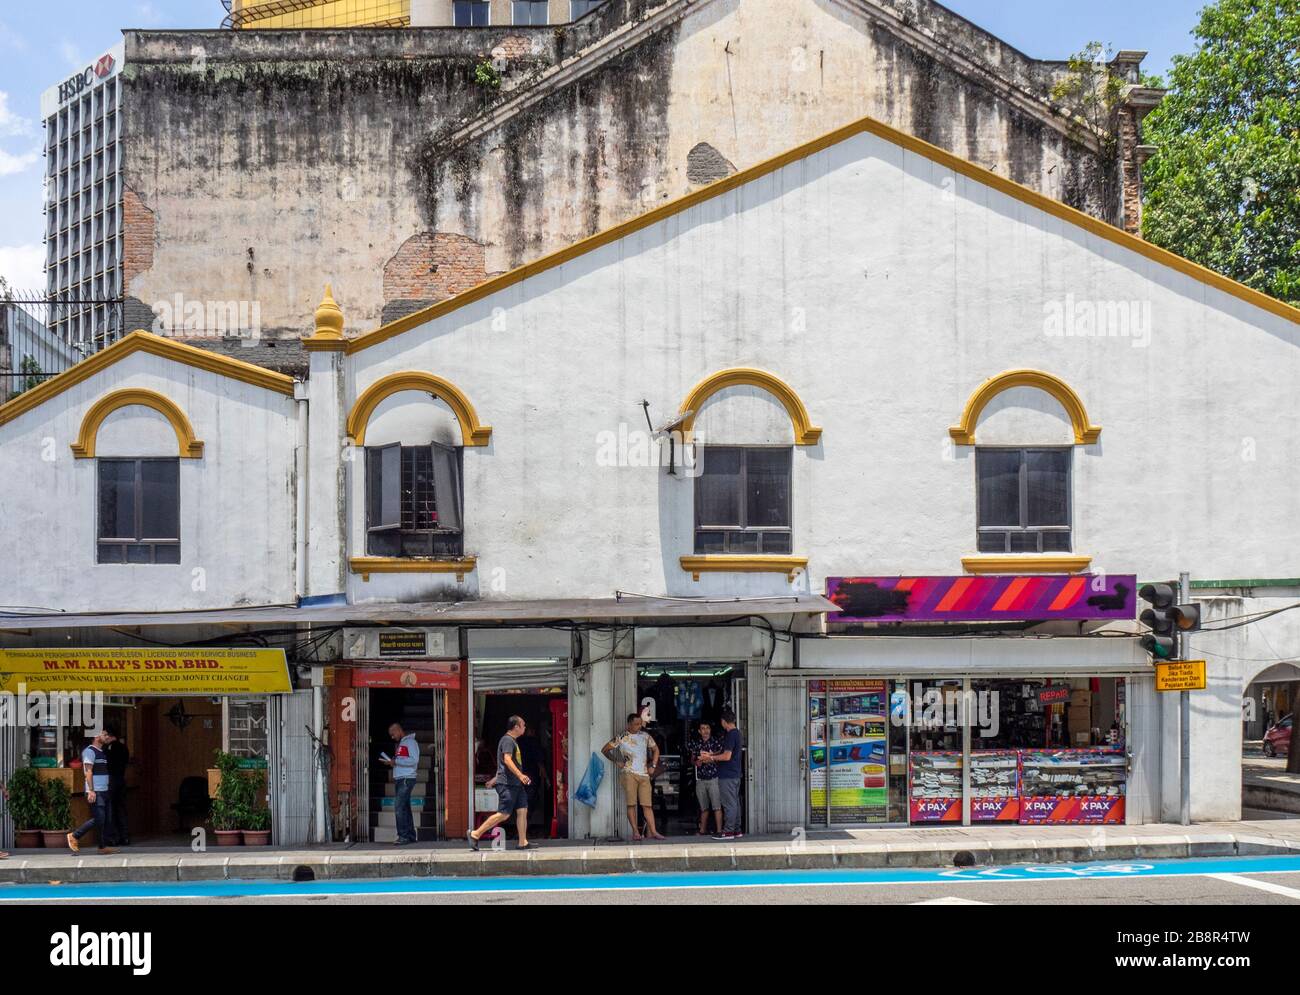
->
xmin=15 ymin=829 xmax=43 ymax=849
xmin=241 ymin=830 xmax=271 ymax=846
xmin=213 ymin=829 xmax=243 ymax=847
xmin=40 ymin=829 xmax=71 ymax=849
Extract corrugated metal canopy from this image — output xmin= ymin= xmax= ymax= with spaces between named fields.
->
xmin=0 ymin=594 xmax=838 ymax=631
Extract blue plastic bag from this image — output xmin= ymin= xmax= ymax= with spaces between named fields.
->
xmin=574 ymin=752 xmax=605 ymax=808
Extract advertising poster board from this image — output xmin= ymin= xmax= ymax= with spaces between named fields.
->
xmin=809 ymin=679 xmax=888 ymax=823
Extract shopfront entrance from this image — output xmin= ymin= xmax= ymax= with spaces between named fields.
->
xmin=805 ymin=675 xmax=1130 ymax=827
xmin=636 ymin=663 xmax=747 ymax=836
xmin=471 ymin=658 xmax=569 ymax=840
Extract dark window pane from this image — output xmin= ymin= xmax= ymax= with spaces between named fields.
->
xmin=125 ymin=544 xmax=151 ymax=564
xmin=976 ymin=450 xmax=1021 ymax=527
xmin=513 ymin=0 xmax=547 ymax=24
xmin=97 ymin=543 xmax=123 ymax=563
xmin=761 ymin=531 xmax=792 ymax=554
xmin=1026 ymin=450 xmax=1070 ymax=527
xmin=977 ymin=531 xmax=1007 ymax=553
xmin=697 ymin=448 xmax=742 ymax=527
xmin=368 ymin=530 xmax=401 ymax=557
xmin=431 ymin=532 xmax=464 ymax=558
xmin=454 ymin=0 xmax=489 ymax=25
xmin=400 ymin=532 xmax=434 ymax=558
xmin=1009 ymin=531 xmax=1040 ymax=553
xmin=140 ymin=460 xmax=179 ymax=539
xmin=1041 ymin=531 xmax=1072 ymax=552
xmin=98 ymin=460 xmax=135 ymax=539
xmin=154 ymin=544 xmax=181 ymax=564
xmin=695 ymin=530 xmax=725 ymax=553
xmin=726 ymin=531 xmax=760 ymax=553
xmin=571 ymin=0 xmax=603 ymax=16
xmin=746 ymin=449 xmax=791 ymax=528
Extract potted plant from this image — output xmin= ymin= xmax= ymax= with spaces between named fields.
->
xmin=208 ymin=750 xmax=244 ymax=846
xmin=40 ymin=778 xmax=73 ymax=849
xmin=239 ymin=770 xmax=272 ymax=845
xmin=5 ymin=767 xmax=47 ymax=848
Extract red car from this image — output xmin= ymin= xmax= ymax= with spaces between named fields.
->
xmin=1263 ymin=715 xmax=1292 ymax=757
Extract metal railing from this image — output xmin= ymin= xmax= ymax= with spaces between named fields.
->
xmin=0 ymin=292 xmax=123 ymax=404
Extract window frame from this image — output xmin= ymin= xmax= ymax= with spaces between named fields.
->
xmin=512 ymin=0 xmax=549 ymax=25
xmin=570 ymin=0 xmax=604 ymax=19
xmin=974 ymin=445 xmax=1073 ymax=554
xmin=453 ymin=0 xmax=491 ymax=26
xmin=95 ymin=456 xmax=181 ymax=564
xmin=365 ymin=442 xmax=465 ymax=558
xmin=693 ymin=444 xmax=793 ymax=555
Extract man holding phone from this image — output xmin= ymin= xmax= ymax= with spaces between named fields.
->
xmin=380 ymin=722 xmax=420 ymax=845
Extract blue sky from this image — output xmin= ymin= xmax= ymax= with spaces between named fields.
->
xmin=0 ymin=0 xmax=1210 ymax=293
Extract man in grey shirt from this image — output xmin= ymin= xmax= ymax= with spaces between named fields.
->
xmin=381 ymin=722 xmax=420 ymax=845
xmin=469 ymin=716 xmax=534 ymax=850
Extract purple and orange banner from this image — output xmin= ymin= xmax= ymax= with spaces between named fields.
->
xmin=826 ymin=574 xmax=1136 ymax=623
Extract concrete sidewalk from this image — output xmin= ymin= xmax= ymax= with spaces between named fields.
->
xmin=1242 ymin=759 xmax=1300 ymax=815
xmin=2 ymin=819 xmax=1299 ymax=885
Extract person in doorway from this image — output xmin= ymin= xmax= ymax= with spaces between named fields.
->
xmin=690 ymin=720 xmax=724 ymax=836
xmin=67 ymin=730 xmax=115 ymax=854
xmin=469 ymin=716 xmax=533 ymax=850
xmin=380 ymin=722 xmax=420 ymax=845
xmin=699 ymin=709 xmax=743 ymax=840
xmin=103 ymin=723 xmax=130 ymax=846
xmin=603 ymin=713 xmax=664 ymax=841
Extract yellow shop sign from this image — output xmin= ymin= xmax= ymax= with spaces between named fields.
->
xmin=0 ymin=647 xmax=292 ymax=695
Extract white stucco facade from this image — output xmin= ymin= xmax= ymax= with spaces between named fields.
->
xmin=2 ymin=113 xmax=1297 ymax=830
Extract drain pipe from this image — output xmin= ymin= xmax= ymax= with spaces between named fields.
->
xmin=294 ymin=380 xmax=309 ymax=599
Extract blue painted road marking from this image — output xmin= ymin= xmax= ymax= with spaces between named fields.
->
xmin=1 ymin=853 xmax=1299 ymax=901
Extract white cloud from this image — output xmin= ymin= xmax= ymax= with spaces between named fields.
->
xmin=0 ymin=146 xmax=39 ymax=177
xmin=0 ymin=244 xmax=47 ymax=296
xmin=0 ymin=92 xmax=33 ymax=138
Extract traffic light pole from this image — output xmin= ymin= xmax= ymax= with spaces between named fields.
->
xmin=1179 ymin=571 xmax=1191 ymax=826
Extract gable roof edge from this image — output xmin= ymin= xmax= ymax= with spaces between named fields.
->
xmin=0 ymin=330 xmax=296 ymax=429
xmin=346 ymin=112 xmax=1299 ymax=355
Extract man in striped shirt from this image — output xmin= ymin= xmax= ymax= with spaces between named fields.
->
xmin=67 ymin=730 xmax=116 ymax=854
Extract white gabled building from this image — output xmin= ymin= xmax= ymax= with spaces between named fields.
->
xmin=2 ymin=111 xmax=1298 ymax=848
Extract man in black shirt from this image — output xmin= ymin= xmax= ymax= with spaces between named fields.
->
xmin=468 ymin=716 xmax=533 ymax=851
xmin=104 ymin=725 xmax=130 ymax=846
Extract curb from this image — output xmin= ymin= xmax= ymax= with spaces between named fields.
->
xmin=3 ymin=835 xmax=1299 ymax=885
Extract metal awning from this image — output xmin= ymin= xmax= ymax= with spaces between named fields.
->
xmin=0 ymin=594 xmax=838 ymax=631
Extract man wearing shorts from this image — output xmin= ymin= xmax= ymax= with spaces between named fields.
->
xmin=468 ymin=715 xmax=533 ymax=850
xmin=690 ymin=720 xmax=724 ymax=836
xmin=603 ymin=713 xmax=664 ymax=841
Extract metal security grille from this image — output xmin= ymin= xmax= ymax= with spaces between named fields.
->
xmin=401 ymin=446 xmax=436 ymax=531
xmin=0 ymin=722 xmax=17 ymax=850
xmin=471 ymin=659 xmax=569 ymax=692
xmin=353 ymin=687 xmax=370 ymax=842
xmin=269 ymin=690 xmax=317 ymax=845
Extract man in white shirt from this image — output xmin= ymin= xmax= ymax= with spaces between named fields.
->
xmin=603 ymin=713 xmax=664 ymax=841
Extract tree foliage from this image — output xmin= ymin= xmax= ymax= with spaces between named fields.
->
xmin=1142 ymin=0 xmax=1300 ymax=305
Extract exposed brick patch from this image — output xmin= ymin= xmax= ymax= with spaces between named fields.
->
xmin=178 ymin=336 xmax=308 ymax=378
xmin=686 ymin=142 xmax=736 ymax=185
xmin=382 ymin=232 xmax=493 ymax=304
xmin=122 ymin=187 xmax=157 ymax=291
xmin=490 ymin=35 xmax=534 ymax=61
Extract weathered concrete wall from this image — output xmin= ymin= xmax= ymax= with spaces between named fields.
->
xmin=121 ymin=0 xmax=1133 ymax=358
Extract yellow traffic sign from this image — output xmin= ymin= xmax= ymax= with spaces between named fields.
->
xmin=1154 ymin=660 xmax=1207 ymax=692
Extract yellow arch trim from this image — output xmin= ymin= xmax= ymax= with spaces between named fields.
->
xmin=71 ymin=389 xmax=204 ymax=459
xmin=678 ymin=368 xmax=822 ymax=446
xmin=949 ymin=369 xmax=1101 ymax=446
xmin=346 ymin=371 xmax=492 ymax=447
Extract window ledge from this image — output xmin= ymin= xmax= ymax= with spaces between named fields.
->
xmin=961 ymin=555 xmax=1092 ymax=575
xmin=349 ymin=556 xmax=477 ymax=582
xmin=679 ymin=555 xmax=808 ymax=582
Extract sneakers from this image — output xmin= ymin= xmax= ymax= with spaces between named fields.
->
xmin=710 ymin=831 xmax=744 ymax=841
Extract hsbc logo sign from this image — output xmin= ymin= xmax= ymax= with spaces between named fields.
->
xmin=57 ymin=53 xmax=117 ymax=106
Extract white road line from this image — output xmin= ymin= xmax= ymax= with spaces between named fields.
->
xmin=1210 ymin=873 xmax=1300 ymax=901
xmin=912 ymin=896 xmax=990 ymax=905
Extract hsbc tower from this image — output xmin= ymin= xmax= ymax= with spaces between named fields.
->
xmin=39 ymin=42 xmax=126 ymax=354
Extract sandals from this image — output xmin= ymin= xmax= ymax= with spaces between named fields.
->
xmin=467 ymin=831 xmax=481 ymax=851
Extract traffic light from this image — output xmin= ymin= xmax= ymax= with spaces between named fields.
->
xmin=1139 ymin=583 xmax=1202 ymax=659
xmin=1139 ymin=584 xmax=1177 ymax=659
